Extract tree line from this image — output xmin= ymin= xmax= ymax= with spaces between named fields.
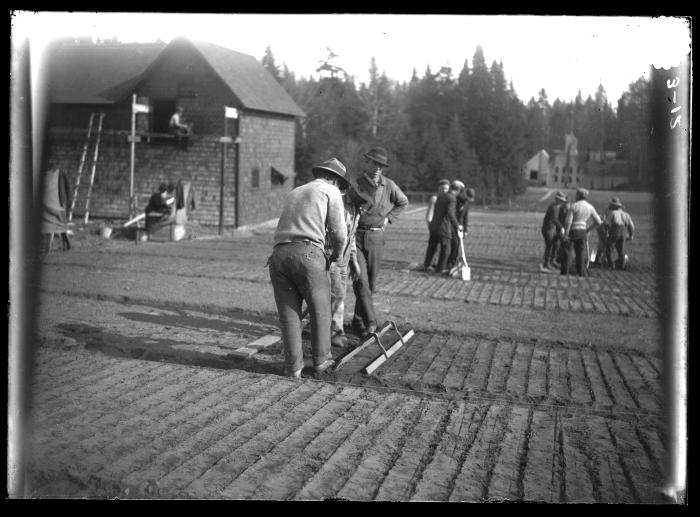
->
xmin=262 ymin=45 xmax=652 ymax=201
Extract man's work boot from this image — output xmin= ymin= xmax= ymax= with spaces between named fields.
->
xmin=313 ymin=359 xmax=335 ymax=373
xmin=284 ymin=368 xmax=302 ymax=380
xmin=351 ymin=319 xmax=366 ymax=335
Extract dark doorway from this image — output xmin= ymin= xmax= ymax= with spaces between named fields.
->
xmin=152 ymin=99 xmax=177 ymax=133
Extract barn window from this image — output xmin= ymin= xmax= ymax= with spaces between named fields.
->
xmin=271 ymin=165 xmax=295 ymax=187
xmin=555 ymin=166 xmax=559 ymax=173
xmin=251 ymin=168 xmax=260 ymax=189
xmin=529 ymin=170 xmax=538 ymax=180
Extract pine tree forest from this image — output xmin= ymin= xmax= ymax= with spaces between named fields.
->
xmin=261 ymin=45 xmax=652 ymax=203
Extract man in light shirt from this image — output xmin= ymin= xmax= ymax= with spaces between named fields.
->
xmin=268 ymin=158 xmax=348 ymax=378
xmin=169 ymin=106 xmax=192 ymax=150
xmin=562 ymin=188 xmax=602 ymax=277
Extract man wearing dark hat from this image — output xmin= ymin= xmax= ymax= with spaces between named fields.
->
xmin=603 ymin=197 xmax=635 ymax=270
xmin=268 ymin=158 xmax=348 ymax=378
xmin=540 ymin=190 xmax=568 ymax=272
xmin=351 ymin=146 xmax=409 ymax=336
xmin=562 ymin=187 xmax=602 ymax=276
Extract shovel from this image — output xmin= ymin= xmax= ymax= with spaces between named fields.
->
xmin=449 ymin=231 xmax=471 ymax=281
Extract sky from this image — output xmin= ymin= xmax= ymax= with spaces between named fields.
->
xmin=11 ymin=12 xmax=691 ymax=106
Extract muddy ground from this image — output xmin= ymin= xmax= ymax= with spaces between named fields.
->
xmin=21 ymin=205 xmax=675 ymax=502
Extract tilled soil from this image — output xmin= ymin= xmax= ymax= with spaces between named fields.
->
xmin=21 ymin=209 xmax=673 ymax=502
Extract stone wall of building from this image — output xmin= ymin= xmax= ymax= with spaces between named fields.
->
xmin=45 ymin=113 xmax=296 ymax=228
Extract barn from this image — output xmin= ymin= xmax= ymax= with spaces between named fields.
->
xmin=43 ymin=36 xmax=305 ymax=230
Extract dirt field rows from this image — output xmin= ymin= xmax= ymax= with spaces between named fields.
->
xmin=23 ymin=204 xmax=674 ymax=502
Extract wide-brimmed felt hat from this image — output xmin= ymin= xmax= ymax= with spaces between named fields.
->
xmin=554 ymin=190 xmax=567 ymax=202
xmin=464 ymin=188 xmax=476 ymax=201
xmin=609 ymin=197 xmax=624 ymax=209
xmin=312 ymin=157 xmax=349 ymax=188
xmin=438 ymin=179 xmax=450 ymax=186
xmin=363 ymin=146 xmax=389 ymax=167
xmin=451 ymin=180 xmax=465 ymax=190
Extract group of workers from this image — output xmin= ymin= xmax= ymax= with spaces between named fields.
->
xmin=269 ymin=146 xmax=408 ymax=379
xmin=540 ymin=187 xmax=635 ymax=276
xmin=265 ymin=145 xmax=641 ymax=376
xmin=419 ymin=179 xmax=476 ymax=275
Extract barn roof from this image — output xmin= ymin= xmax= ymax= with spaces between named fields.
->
xmin=189 ymin=40 xmax=305 ymax=118
xmin=47 ymin=38 xmax=304 ymax=118
xmin=47 ymin=41 xmax=166 ymax=104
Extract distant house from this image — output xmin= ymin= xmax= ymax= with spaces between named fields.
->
xmin=522 ymin=131 xmax=632 ymax=190
xmin=521 ymin=149 xmax=550 ymax=186
xmin=549 ymin=132 xmax=584 ymax=188
xmin=44 ymin=37 xmax=305 ymax=229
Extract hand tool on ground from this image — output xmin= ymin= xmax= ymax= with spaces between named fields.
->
xmin=449 ymin=231 xmax=471 ymax=281
xmin=334 ymin=320 xmax=414 ymax=374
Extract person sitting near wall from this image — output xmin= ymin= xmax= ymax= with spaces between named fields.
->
xmin=145 ymin=182 xmax=175 ymax=238
xmin=169 ymin=106 xmax=192 ymax=150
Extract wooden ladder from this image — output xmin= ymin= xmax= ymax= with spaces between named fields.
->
xmin=67 ymin=112 xmax=105 ymax=224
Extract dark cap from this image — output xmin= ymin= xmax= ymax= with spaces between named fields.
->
xmin=363 ymin=146 xmax=389 ymax=167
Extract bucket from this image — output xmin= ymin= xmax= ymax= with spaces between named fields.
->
xmin=100 ymin=226 xmax=112 ymax=239
xmin=173 ymin=224 xmax=186 ymax=241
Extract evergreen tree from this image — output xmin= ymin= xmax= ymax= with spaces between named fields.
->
xmin=261 ymin=45 xmax=282 ymax=83
xmin=358 ymin=57 xmax=391 ymax=139
xmin=616 ymin=76 xmax=651 ymax=187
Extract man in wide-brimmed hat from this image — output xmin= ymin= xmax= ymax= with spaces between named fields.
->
xmin=540 ymin=190 xmax=568 ymax=272
xmin=562 ymin=187 xmax=602 ymax=276
xmin=351 ymin=146 xmax=409 ymax=336
xmin=603 ymin=196 xmax=635 ymax=270
xmin=268 ymin=157 xmax=349 ymax=378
